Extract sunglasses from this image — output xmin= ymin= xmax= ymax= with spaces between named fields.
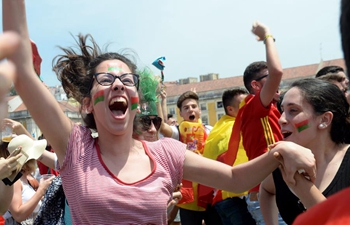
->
xmin=255 ymin=74 xmax=268 ymax=81
xmin=139 ymin=116 xmax=162 ymax=131
xmin=94 ymin=72 xmax=139 ymax=90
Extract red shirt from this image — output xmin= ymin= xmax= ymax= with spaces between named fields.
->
xmin=293 ymin=187 xmax=350 ymax=225
xmin=229 ymin=93 xmax=282 ymax=192
xmin=240 ymin=93 xmax=282 ymax=160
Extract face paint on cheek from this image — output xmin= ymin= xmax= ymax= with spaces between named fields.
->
xmin=107 ymin=63 xmax=123 ymax=72
xmin=131 ymin=97 xmax=139 ymax=110
xmin=93 ymin=90 xmax=106 ymax=106
xmin=295 ymin=119 xmax=310 ymax=133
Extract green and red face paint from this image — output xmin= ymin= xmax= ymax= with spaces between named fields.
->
xmin=131 ymin=97 xmax=139 ymax=110
xmin=295 ymin=119 xmax=310 ymax=132
xmin=93 ymin=90 xmax=105 ymax=106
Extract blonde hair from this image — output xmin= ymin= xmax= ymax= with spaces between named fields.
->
xmin=21 ymin=159 xmax=36 ymax=174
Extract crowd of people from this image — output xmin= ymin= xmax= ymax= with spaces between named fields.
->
xmin=0 ymin=0 xmax=350 ymax=224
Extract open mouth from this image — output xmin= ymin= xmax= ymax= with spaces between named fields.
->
xmin=189 ymin=115 xmax=195 ymax=121
xmin=282 ymin=131 xmax=292 ymax=139
xmin=109 ymin=97 xmax=128 ymax=116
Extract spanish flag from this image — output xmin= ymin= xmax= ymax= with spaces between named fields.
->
xmin=223 ymin=95 xmax=253 ymax=166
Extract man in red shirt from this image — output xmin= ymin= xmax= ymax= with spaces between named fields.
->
xmin=228 ymin=21 xmax=283 ymax=224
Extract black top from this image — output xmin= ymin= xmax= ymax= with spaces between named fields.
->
xmin=273 ymin=147 xmax=350 ymax=224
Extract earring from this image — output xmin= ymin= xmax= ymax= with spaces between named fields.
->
xmin=319 ymin=123 xmax=326 ymax=128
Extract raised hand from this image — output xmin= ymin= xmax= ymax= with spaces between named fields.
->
xmin=0 ymin=153 xmax=22 ymax=180
xmin=251 ymin=21 xmax=271 ymax=42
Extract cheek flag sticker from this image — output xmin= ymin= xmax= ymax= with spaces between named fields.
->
xmin=93 ymin=90 xmax=105 ymax=105
xmin=131 ymin=97 xmax=139 ymax=110
xmin=295 ymin=119 xmax=310 ymax=132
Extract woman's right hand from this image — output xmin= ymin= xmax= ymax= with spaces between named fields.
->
xmin=0 ymin=154 xmax=22 ymax=180
xmin=37 ymin=176 xmax=55 ymax=195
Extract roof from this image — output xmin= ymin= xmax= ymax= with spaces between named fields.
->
xmin=165 ymin=58 xmax=346 ymax=97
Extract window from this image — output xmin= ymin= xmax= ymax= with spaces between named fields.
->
xmin=201 ymin=115 xmax=208 ymax=125
xmin=200 ymin=103 xmax=207 ymax=111
xmin=169 ymin=107 xmax=175 ymax=115
xmin=217 ymin=101 xmax=223 ymax=109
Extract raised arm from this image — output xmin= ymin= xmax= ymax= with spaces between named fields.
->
xmin=183 ymin=140 xmax=315 ymax=193
xmin=2 ymin=0 xmax=72 ymax=163
xmin=252 ymin=21 xmax=283 ymax=107
xmin=0 ymin=22 xmax=21 ymax=216
xmin=157 ymin=87 xmax=168 ymax=124
xmin=159 ymin=120 xmax=174 ymax=138
xmin=3 ymin=118 xmax=33 ymax=138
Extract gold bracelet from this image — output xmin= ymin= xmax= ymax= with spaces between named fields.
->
xmin=264 ymin=34 xmax=276 ymax=44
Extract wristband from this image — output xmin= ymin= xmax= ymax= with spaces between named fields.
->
xmin=264 ymin=34 xmax=275 ymax=44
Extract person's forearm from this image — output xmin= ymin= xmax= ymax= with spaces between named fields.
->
xmin=0 ymin=182 xmax=13 ymax=214
xmin=260 ymin=188 xmax=279 ymax=225
xmin=3 ymin=0 xmax=33 ymax=75
xmin=184 ymin=150 xmax=280 ymax=193
xmin=3 ymin=0 xmax=72 ymax=162
xmin=13 ymin=124 xmax=33 ymax=138
xmin=228 ymin=151 xmax=280 ymax=192
xmin=11 ymin=188 xmax=45 ymax=222
xmin=37 ymin=151 xmax=57 ymax=169
xmin=161 ymin=98 xmax=168 ymax=123
xmin=264 ymin=34 xmax=283 ymax=78
xmin=290 ymin=174 xmax=326 ymax=209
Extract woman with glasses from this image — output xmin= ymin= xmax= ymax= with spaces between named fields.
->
xmin=5 ymin=1 xmax=316 ymax=224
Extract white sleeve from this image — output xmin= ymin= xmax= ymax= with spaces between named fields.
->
xmin=170 ymin=126 xmax=180 ymax=140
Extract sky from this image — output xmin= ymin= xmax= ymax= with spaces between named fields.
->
xmin=0 ymin=0 xmax=344 ymax=87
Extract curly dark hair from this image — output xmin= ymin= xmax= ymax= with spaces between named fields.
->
xmin=52 ymin=34 xmax=138 ymax=130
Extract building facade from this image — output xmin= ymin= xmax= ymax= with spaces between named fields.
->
xmin=7 ymin=95 xmax=82 ymax=139
xmin=164 ymin=58 xmax=346 ymax=126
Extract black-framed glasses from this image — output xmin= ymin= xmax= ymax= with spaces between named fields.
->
xmin=255 ymin=74 xmax=268 ymax=81
xmin=94 ymin=73 xmax=139 ymax=89
xmin=139 ymin=116 xmax=162 ymax=131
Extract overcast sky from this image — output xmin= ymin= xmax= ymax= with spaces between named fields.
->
xmin=0 ymin=0 xmax=344 ymax=86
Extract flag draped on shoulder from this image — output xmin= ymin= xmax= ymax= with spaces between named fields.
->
xmin=219 ymin=94 xmax=253 ymax=166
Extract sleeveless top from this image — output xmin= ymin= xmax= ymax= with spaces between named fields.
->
xmin=21 ymin=179 xmax=41 ymax=214
xmin=273 ymin=147 xmax=350 ymax=224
